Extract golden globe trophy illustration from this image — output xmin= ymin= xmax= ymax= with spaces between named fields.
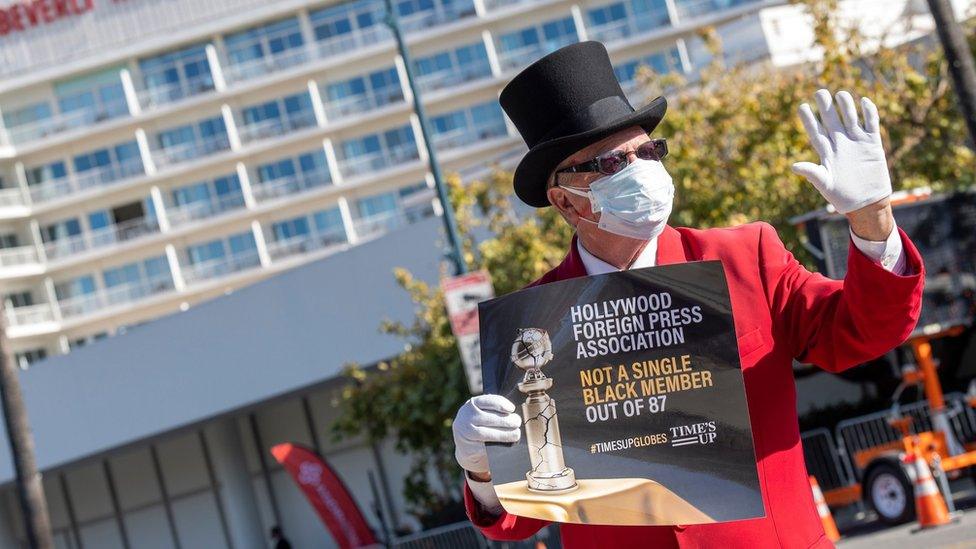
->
xmin=511 ymin=328 xmax=578 ymax=493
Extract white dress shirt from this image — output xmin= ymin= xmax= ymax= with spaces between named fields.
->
xmin=576 ymin=224 xmax=907 ymax=276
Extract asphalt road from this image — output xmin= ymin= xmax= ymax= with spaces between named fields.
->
xmin=836 ymin=480 xmax=976 ymax=549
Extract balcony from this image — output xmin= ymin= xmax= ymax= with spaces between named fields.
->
xmin=166 ymin=192 xmax=247 ymax=227
xmin=416 ymin=60 xmax=493 ymax=94
xmin=483 ymin=0 xmax=548 ymax=11
xmin=322 ymin=88 xmax=404 ymax=121
xmin=315 ymin=25 xmax=391 ymax=58
xmin=587 ymin=12 xmax=672 ymax=43
xmin=497 ymin=38 xmax=577 ymax=72
xmin=0 ymin=188 xmax=26 ymax=208
xmin=137 ymin=75 xmax=216 ymax=111
xmin=265 ymin=227 xmax=348 ymax=261
xmin=237 ymin=112 xmax=318 ymax=145
xmin=58 ymin=276 xmax=175 ymax=319
xmin=675 ymin=0 xmax=761 ymax=20
xmin=4 ymin=106 xmax=129 ymax=146
xmin=398 ymin=1 xmax=477 ymax=32
xmin=0 ymin=246 xmax=39 ymax=269
xmin=5 ymin=304 xmax=55 ymax=327
xmin=338 ymin=145 xmax=419 ymax=179
xmin=432 ymin=120 xmax=509 ymax=152
xmin=28 ymin=159 xmax=146 ymax=203
xmin=181 ymin=250 xmax=262 ymax=285
xmin=353 ymin=210 xmax=404 ymax=241
xmin=151 ymin=135 xmax=231 ymax=170
xmin=251 ymin=169 xmax=332 ymax=202
xmin=44 ymin=217 xmax=160 ymax=261
xmin=222 ymin=46 xmax=316 ymax=85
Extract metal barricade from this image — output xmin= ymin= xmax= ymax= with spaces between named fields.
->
xmin=801 ymin=428 xmax=856 ymax=492
xmin=834 ymin=392 xmax=976 ymax=477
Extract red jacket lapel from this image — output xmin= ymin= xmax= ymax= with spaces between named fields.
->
xmin=655 ymin=225 xmax=690 ymax=266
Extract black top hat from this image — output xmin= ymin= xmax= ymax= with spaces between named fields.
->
xmin=500 ymin=41 xmax=667 ymax=207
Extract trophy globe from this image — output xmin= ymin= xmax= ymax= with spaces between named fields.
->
xmin=511 ymin=328 xmax=577 ymax=493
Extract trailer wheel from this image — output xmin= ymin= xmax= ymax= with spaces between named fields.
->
xmin=864 ymin=460 xmax=915 ymax=525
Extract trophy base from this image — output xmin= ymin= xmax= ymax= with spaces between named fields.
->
xmin=526 ymin=468 xmax=578 ymax=493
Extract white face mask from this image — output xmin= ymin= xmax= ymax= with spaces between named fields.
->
xmin=559 ymin=158 xmax=674 ymax=240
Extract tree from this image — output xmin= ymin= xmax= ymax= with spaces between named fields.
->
xmin=331 ymin=0 xmax=976 ymax=524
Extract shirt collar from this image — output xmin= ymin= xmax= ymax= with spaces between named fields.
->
xmin=576 ymin=236 xmax=658 ymax=276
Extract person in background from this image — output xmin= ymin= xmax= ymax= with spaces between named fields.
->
xmin=270 ymin=525 xmax=292 ymax=549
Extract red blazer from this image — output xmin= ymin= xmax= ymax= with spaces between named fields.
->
xmin=464 ymin=222 xmax=924 ymax=549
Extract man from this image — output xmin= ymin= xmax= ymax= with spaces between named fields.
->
xmin=270 ymin=526 xmax=292 ymax=549
xmin=452 ymin=41 xmax=923 ymax=548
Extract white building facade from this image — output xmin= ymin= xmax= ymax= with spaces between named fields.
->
xmin=0 ymin=0 xmax=970 ymax=547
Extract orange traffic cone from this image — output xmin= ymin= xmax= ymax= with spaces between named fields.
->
xmin=809 ymin=476 xmax=840 ymax=542
xmin=907 ymin=453 xmax=952 ymax=528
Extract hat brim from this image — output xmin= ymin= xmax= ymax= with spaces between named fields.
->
xmin=512 ymin=96 xmax=667 ymax=208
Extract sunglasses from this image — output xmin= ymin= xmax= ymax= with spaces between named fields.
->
xmin=555 ymin=138 xmax=668 ymax=177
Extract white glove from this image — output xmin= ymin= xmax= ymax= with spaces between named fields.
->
xmin=453 ymin=394 xmax=521 ymax=474
xmin=792 ymin=89 xmax=892 ymax=214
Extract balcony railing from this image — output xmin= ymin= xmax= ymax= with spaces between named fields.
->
xmin=237 ymin=112 xmax=318 ymax=145
xmin=0 ymin=188 xmax=25 ymax=208
xmin=265 ymin=228 xmax=348 ymax=261
xmin=416 ymin=61 xmax=493 ymax=94
xmin=28 ymin=159 xmax=146 ymax=203
xmin=315 ymin=25 xmax=391 ymax=58
xmin=0 ymin=246 xmax=39 ymax=268
xmin=5 ymin=105 xmax=129 ymax=145
xmin=223 ymin=46 xmax=315 ymax=85
xmin=497 ymin=37 xmax=577 ymax=72
xmin=432 ymin=120 xmax=508 ymax=152
xmin=151 ymin=135 xmax=231 ymax=170
xmin=5 ymin=304 xmax=55 ymax=327
xmin=398 ymin=1 xmax=477 ymax=32
xmin=322 ymin=88 xmax=404 ymax=121
xmin=137 ymin=75 xmax=216 ymax=110
xmin=353 ymin=210 xmax=404 ymax=241
xmin=181 ymin=250 xmax=262 ymax=285
xmin=251 ymin=169 xmax=332 ymax=202
xmin=587 ymin=12 xmax=672 ymax=43
xmin=58 ymin=276 xmax=175 ymax=319
xmin=166 ymin=192 xmax=247 ymax=227
xmin=675 ymin=0 xmax=760 ymax=20
xmin=338 ymin=145 xmax=419 ymax=179
xmin=483 ymin=0 xmax=548 ymax=11
xmin=44 ymin=217 xmax=160 ymax=261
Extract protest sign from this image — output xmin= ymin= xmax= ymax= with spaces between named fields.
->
xmin=478 ymin=261 xmax=763 ymax=526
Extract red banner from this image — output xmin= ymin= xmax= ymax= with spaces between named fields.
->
xmin=271 ymin=443 xmax=378 ymax=548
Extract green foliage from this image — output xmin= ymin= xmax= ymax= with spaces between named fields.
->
xmin=331 ymin=0 xmax=976 ymax=522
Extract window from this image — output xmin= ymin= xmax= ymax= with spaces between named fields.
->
xmin=313 ymin=208 xmax=345 ymax=236
xmin=54 ymin=68 xmax=129 ymax=128
xmin=323 ymin=67 xmax=402 ymax=118
xmin=257 ymin=158 xmax=298 ymax=183
xmin=2 ymin=102 xmax=52 ymax=142
xmin=139 ymin=44 xmax=214 ymax=106
xmin=587 ymin=3 xmax=627 ymax=27
xmin=16 ymin=348 xmax=47 ymax=369
xmin=25 ymin=161 xmax=67 ymax=186
xmin=55 ymin=275 xmax=96 ymax=300
xmin=0 ymin=234 xmax=19 ymax=248
xmin=224 ymin=17 xmax=305 ymax=78
xmin=41 ymin=218 xmax=81 ymax=243
xmin=271 ymin=217 xmax=311 ymax=241
xmin=5 ymin=291 xmax=34 ymax=308
xmin=103 ymin=255 xmax=171 ymax=292
xmin=228 ymin=232 xmax=257 ymax=256
xmin=72 ymin=141 xmax=143 ymax=183
xmin=309 ymin=0 xmax=388 ymax=52
xmin=187 ymin=240 xmax=226 ymax=264
xmin=154 ymin=117 xmax=228 ymax=163
xmin=357 ymin=192 xmax=398 ymax=218
xmin=613 ymin=47 xmax=682 ymax=85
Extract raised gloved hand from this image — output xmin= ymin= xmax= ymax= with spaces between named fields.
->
xmin=791 ymin=89 xmax=892 ymax=214
xmin=453 ymin=394 xmax=521 ymax=475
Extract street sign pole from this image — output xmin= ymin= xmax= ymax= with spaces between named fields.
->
xmin=382 ymin=2 xmax=468 ymax=275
